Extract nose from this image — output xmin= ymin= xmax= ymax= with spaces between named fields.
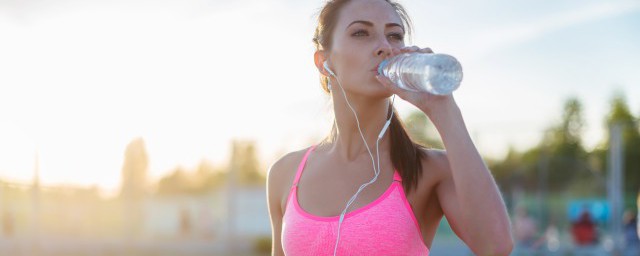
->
xmin=374 ymin=39 xmax=392 ymax=57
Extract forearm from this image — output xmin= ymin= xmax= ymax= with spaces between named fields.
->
xmin=424 ymin=101 xmax=512 ymax=254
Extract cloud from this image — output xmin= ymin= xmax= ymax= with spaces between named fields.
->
xmin=468 ymin=1 xmax=640 ymax=60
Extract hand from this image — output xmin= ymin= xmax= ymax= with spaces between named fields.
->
xmin=376 ymin=46 xmax=455 ymax=115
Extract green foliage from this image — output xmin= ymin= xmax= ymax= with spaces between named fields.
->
xmin=230 ymin=140 xmax=265 ymax=186
xmin=489 ymin=147 xmax=529 ymax=192
xmin=155 ymin=160 xmax=225 ymax=195
xmin=489 ymin=93 xmax=639 ymax=201
xmin=599 ymin=93 xmax=640 ymax=196
xmin=490 ymin=97 xmax=594 ymax=194
xmin=120 ymin=138 xmax=149 ymax=199
xmin=404 ymin=111 xmax=443 ymax=148
xmin=154 ymin=140 xmax=266 ymax=195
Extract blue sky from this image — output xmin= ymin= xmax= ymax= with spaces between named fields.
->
xmin=0 ymin=0 xmax=638 ymax=195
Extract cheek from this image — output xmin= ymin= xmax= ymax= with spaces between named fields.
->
xmin=331 ymin=42 xmax=372 ymax=77
xmin=341 ymin=51 xmax=368 ymax=73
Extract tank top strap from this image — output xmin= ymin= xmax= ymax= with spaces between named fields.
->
xmin=393 ymin=170 xmax=402 ymax=182
xmin=292 ymin=144 xmax=317 ymax=187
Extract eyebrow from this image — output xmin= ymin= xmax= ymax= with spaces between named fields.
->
xmin=346 ymin=20 xmax=404 ymax=32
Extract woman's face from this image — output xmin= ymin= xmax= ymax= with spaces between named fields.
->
xmin=327 ymin=0 xmax=405 ymax=97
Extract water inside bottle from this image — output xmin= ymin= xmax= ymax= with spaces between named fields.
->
xmin=379 ymin=53 xmax=462 ymax=95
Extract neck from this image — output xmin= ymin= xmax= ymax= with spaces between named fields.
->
xmin=329 ymin=89 xmax=393 ymax=162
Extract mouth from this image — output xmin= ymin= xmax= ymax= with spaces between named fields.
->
xmin=372 ymin=63 xmax=383 ymax=73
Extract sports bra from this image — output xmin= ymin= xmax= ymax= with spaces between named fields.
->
xmin=281 ymin=145 xmax=429 ymax=255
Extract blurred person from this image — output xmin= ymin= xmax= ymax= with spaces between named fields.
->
xmin=197 ymin=206 xmax=215 ymax=239
xmin=571 ymin=210 xmax=597 ymax=246
xmin=513 ymin=206 xmax=538 ymax=249
xmin=2 ymin=210 xmax=13 ymax=237
xmin=623 ymin=210 xmax=639 ymax=256
xmin=266 ymin=0 xmax=513 ymax=255
xmin=532 ymin=217 xmax=561 ymax=254
xmin=179 ymin=207 xmax=191 ymax=238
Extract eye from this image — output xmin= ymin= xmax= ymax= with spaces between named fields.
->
xmin=388 ymin=33 xmax=404 ymax=41
xmin=352 ymin=29 xmax=369 ymax=37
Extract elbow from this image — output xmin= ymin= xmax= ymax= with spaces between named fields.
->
xmin=490 ymin=228 xmax=514 ymax=256
xmin=475 ymin=241 xmax=513 ymax=256
xmin=463 ymin=208 xmax=514 ymax=256
xmin=491 ymin=237 xmax=514 ymax=256
xmin=487 ymin=217 xmax=514 ymax=256
xmin=471 ymin=232 xmax=514 ymax=256
xmin=493 ymin=237 xmax=514 ymax=256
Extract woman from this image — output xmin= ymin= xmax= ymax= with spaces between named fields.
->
xmin=267 ymin=0 xmax=513 ymax=255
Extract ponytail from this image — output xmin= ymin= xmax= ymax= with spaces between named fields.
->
xmin=388 ymin=108 xmax=428 ymax=193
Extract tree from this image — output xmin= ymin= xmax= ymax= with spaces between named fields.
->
xmin=540 ymin=97 xmax=590 ymax=192
xmin=120 ymin=137 xmax=149 ymax=199
xmin=492 ymin=97 xmax=590 ymax=193
xmin=194 ymin=159 xmax=225 ymax=192
xmin=598 ymin=93 xmax=640 ymax=200
xmin=488 ymin=146 xmax=529 ymax=192
xmin=404 ymin=111 xmax=443 ymax=148
xmin=229 ymin=140 xmax=264 ymax=186
xmin=155 ymin=160 xmax=226 ymax=195
xmin=156 ymin=166 xmax=191 ymax=195
xmin=119 ymin=137 xmax=149 ymax=237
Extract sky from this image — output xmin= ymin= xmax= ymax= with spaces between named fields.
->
xmin=1 ymin=0 xmax=639 ymax=196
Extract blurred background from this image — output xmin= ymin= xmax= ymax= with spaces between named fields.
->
xmin=1 ymin=0 xmax=639 ymax=255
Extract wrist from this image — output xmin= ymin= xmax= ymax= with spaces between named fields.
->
xmin=419 ymin=96 xmax=460 ymax=122
xmin=421 ymin=97 xmax=466 ymax=136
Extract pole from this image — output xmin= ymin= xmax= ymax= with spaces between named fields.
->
xmin=538 ymin=149 xmax=549 ymax=230
xmin=608 ymin=122 xmax=624 ymax=255
xmin=227 ymin=141 xmax=238 ymax=254
xmin=32 ymin=151 xmax=41 ymax=255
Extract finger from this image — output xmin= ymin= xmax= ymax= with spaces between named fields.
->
xmin=392 ymin=47 xmax=401 ymax=56
xmin=400 ymin=46 xmax=420 ymax=53
xmin=419 ymin=47 xmax=433 ymax=53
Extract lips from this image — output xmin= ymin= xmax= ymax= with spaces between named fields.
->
xmin=371 ymin=63 xmax=381 ymax=72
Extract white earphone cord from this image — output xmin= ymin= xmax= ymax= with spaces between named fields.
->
xmin=328 ymin=70 xmax=395 ymax=256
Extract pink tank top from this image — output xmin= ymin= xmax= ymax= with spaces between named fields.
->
xmin=282 ymin=145 xmax=430 ymax=255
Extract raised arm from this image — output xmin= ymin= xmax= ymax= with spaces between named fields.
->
xmin=428 ymin=98 xmax=513 ymax=256
xmin=375 ymin=45 xmax=513 ymax=255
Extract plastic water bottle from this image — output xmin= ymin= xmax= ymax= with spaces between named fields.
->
xmin=377 ymin=52 xmax=463 ymax=95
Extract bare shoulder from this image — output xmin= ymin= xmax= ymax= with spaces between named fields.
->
xmin=418 ymin=148 xmax=453 ymax=185
xmin=267 ymin=147 xmax=312 ymax=211
xmin=406 ymin=148 xmax=452 ymax=202
xmin=268 ymin=147 xmax=309 ymax=188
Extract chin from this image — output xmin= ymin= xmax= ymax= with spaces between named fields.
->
xmin=341 ymin=78 xmax=392 ymax=98
xmin=376 ymin=91 xmax=395 ymax=99
xmin=369 ymin=78 xmax=393 ymax=95
xmin=367 ymin=84 xmax=393 ymax=99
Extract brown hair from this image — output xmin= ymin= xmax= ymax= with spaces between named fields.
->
xmin=313 ymin=0 xmax=428 ymax=193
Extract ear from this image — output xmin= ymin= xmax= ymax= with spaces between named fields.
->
xmin=314 ymin=50 xmax=331 ymax=77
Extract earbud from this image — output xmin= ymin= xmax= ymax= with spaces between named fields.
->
xmin=323 ymin=61 xmax=336 ymax=77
